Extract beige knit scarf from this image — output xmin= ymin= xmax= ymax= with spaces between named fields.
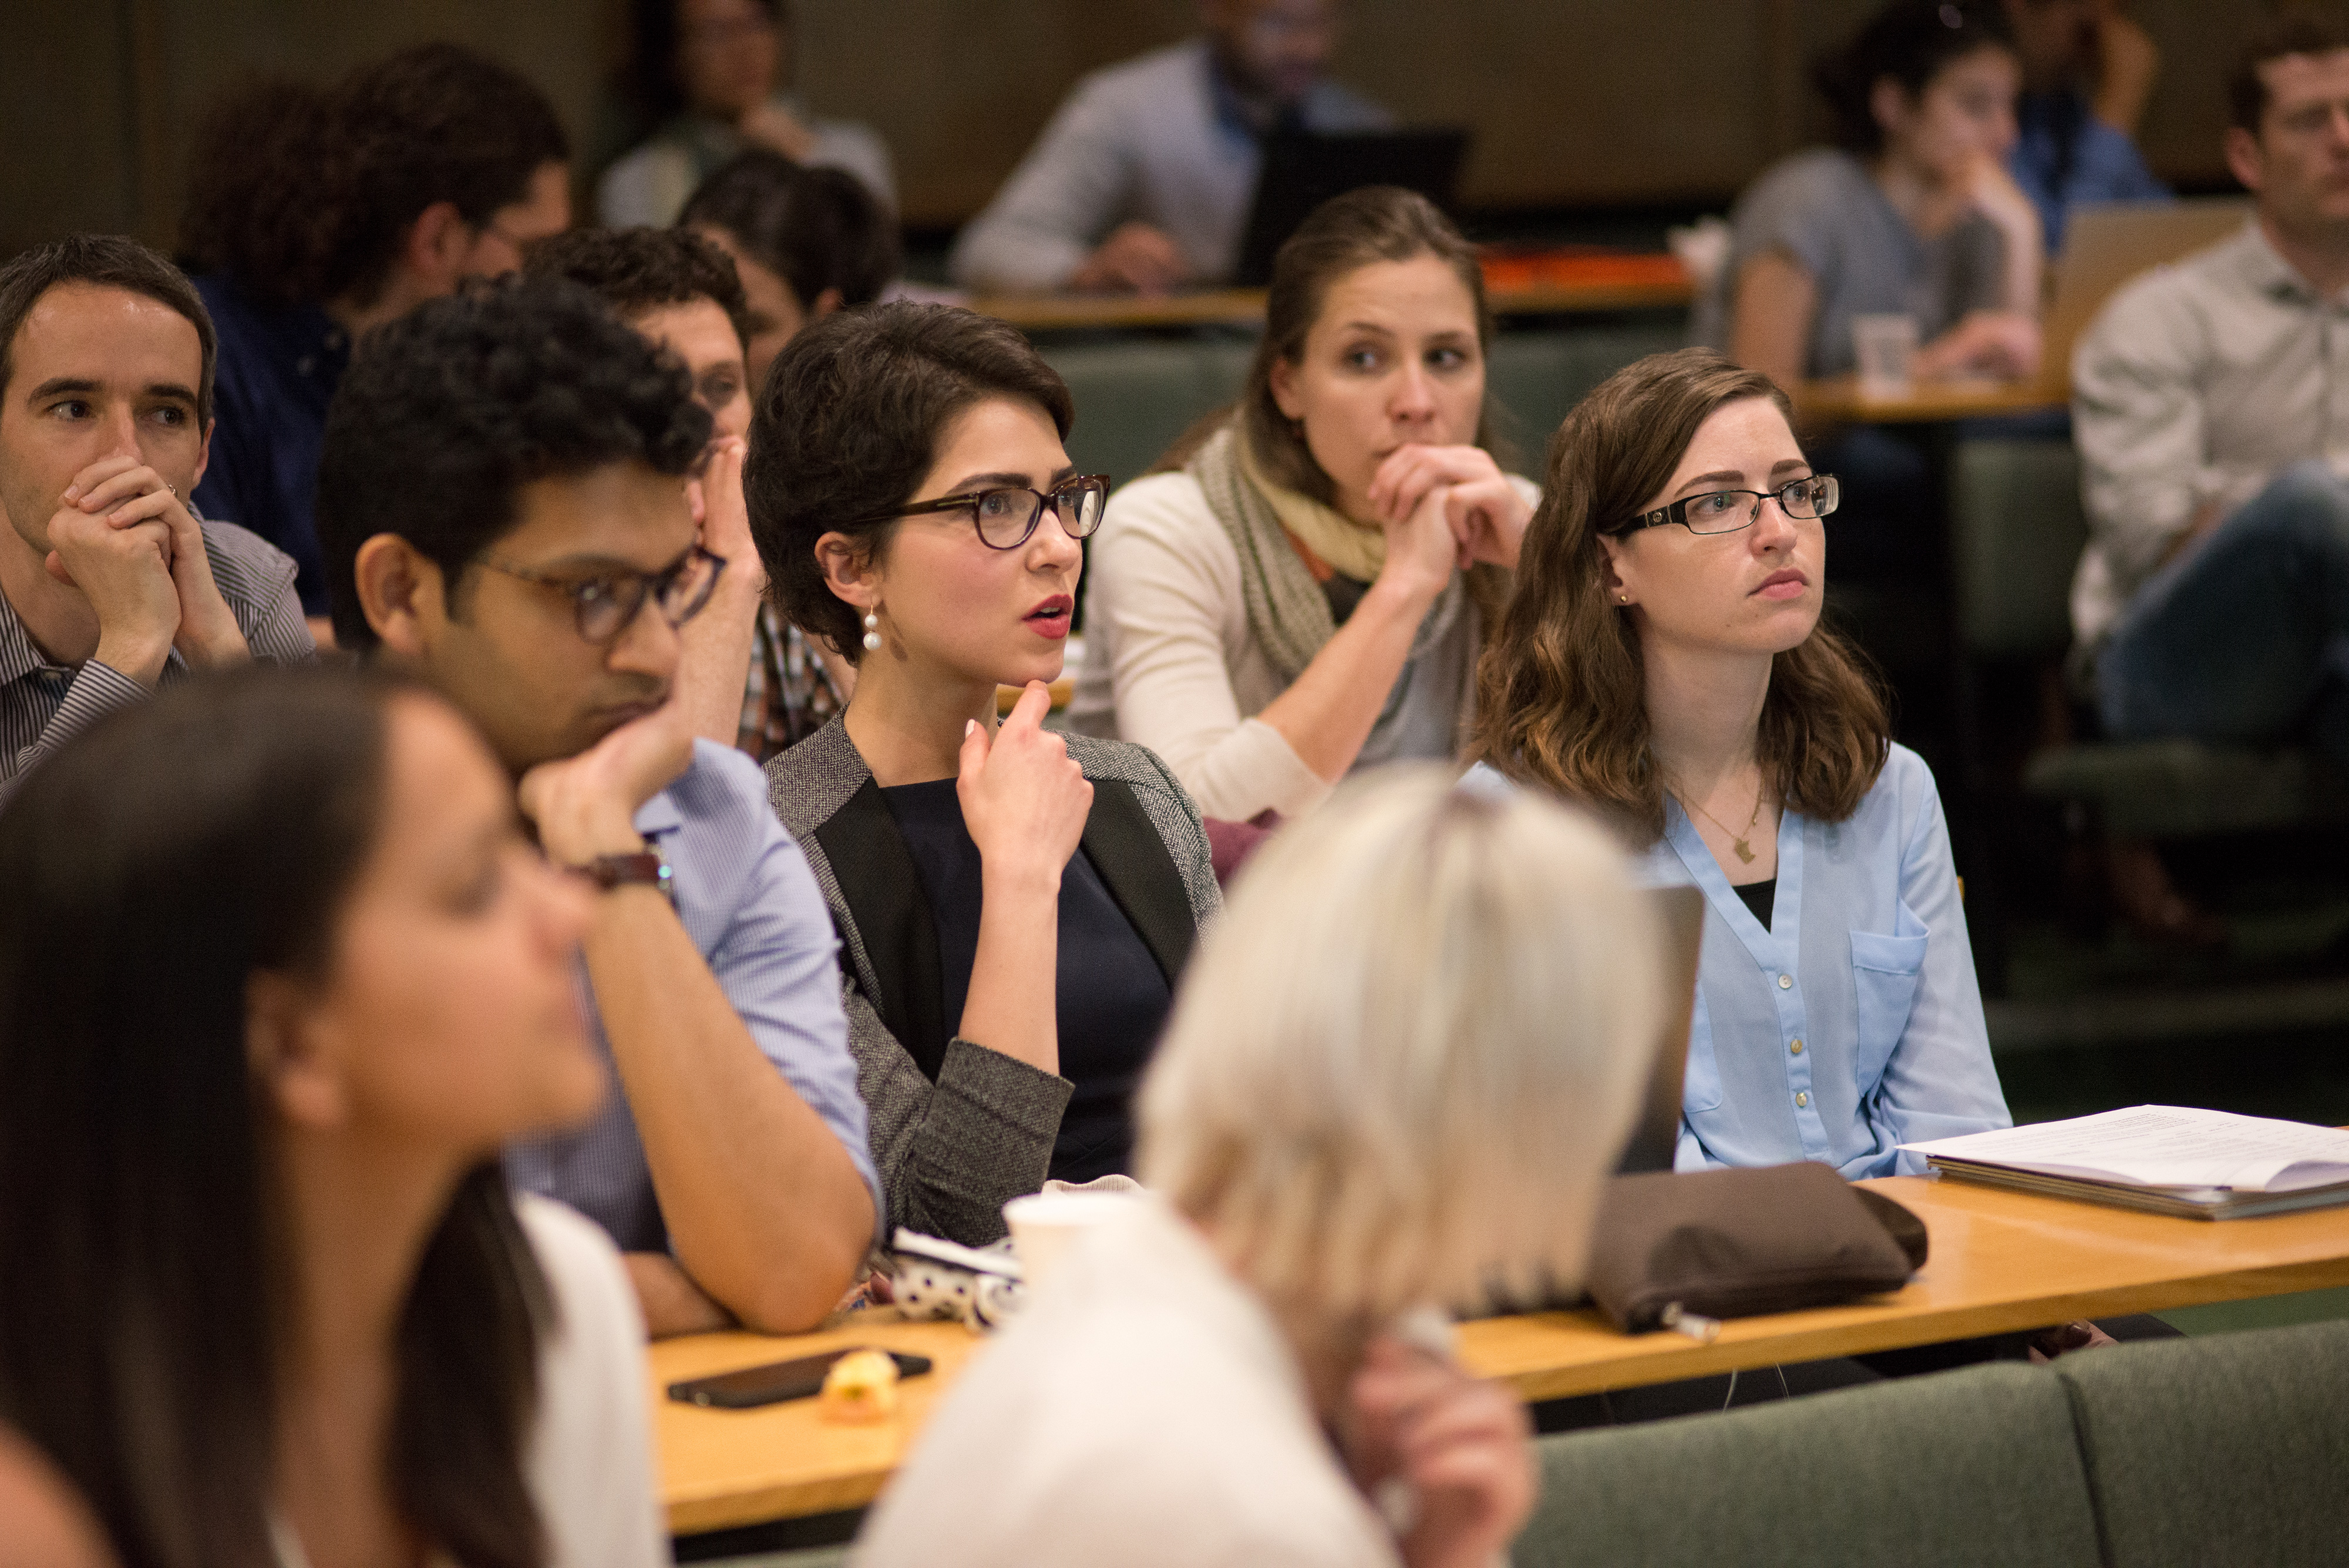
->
xmin=1186 ymin=422 xmax=1465 ymax=687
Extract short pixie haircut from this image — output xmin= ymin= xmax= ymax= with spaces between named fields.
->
xmin=743 ymin=301 xmax=1073 ymax=664
xmin=521 ymin=226 xmax=754 ymax=354
xmin=317 ymin=274 xmax=709 ymax=650
xmin=1137 ymin=768 xmax=1660 ymax=1320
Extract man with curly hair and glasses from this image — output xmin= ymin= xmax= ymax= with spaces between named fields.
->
xmin=318 ymin=274 xmax=879 ymax=1339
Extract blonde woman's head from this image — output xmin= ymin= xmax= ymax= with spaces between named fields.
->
xmin=1137 ymin=766 xmax=1661 ymax=1323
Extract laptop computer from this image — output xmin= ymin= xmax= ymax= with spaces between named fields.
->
xmin=1615 ymin=884 xmax=1706 ymax=1175
xmin=1231 ymin=128 xmax=1471 ymax=287
xmin=2034 ymin=197 xmax=2252 ymax=399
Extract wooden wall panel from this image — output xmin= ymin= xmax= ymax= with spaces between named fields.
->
xmin=0 ymin=0 xmax=2316 ymax=261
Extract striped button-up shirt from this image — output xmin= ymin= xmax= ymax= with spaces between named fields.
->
xmin=0 ymin=516 xmax=313 ymax=792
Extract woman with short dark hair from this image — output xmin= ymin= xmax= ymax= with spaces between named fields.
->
xmin=750 ymin=302 xmax=1219 ymax=1247
xmin=1067 ymin=186 xmax=1536 ymax=823
xmin=0 ymin=667 xmax=660 ymax=1568
xmin=1468 ymin=348 xmax=2010 ymax=1177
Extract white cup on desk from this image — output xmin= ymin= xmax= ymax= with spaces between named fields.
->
xmin=1852 ymin=313 xmax=1920 ymax=399
xmin=1003 ymin=1190 xmax=1139 ymax=1290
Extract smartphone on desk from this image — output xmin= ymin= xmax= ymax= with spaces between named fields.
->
xmin=667 ymin=1349 xmax=934 ymax=1410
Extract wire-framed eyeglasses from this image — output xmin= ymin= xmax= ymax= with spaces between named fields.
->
xmin=1612 ymin=475 xmax=1840 ymax=537
xmin=860 ymin=475 xmax=1110 ymax=550
xmin=482 ymin=545 xmax=727 ymax=643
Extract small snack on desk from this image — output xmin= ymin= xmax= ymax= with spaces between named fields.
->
xmin=819 ymin=1347 xmax=901 ymax=1424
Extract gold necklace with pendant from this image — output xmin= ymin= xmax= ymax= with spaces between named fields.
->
xmin=1675 ymin=781 xmax=1768 ymax=866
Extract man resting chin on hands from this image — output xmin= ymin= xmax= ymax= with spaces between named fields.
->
xmin=0 ymin=237 xmax=311 ymax=793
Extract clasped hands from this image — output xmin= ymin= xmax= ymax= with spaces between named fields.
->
xmin=45 ymin=456 xmax=250 ymax=686
xmin=1364 ymin=443 xmax=1532 ymax=599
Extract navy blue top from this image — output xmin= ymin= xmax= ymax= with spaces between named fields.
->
xmin=190 ymin=277 xmax=351 ymax=616
xmin=2009 ymin=90 xmax=2170 ymax=255
xmin=880 ymin=778 xmax=1171 ymax=1183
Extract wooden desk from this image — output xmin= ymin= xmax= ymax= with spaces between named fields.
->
xmin=1455 ymin=1173 xmax=2349 ymax=1401
xmin=967 ymin=274 xmax=1695 ymax=334
xmin=655 ymin=1318 xmax=983 ymax=1534
xmin=652 ymin=1174 xmax=2349 ymax=1533
xmin=1792 ymin=375 xmax=2063 ymax=425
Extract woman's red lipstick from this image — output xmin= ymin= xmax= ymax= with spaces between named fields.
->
xmin=1024 ymin=594 xmax=1074 ymax=638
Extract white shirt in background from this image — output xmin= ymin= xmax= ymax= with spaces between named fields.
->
xmin=853 ymin=1197 xmax=1399 ymax=1568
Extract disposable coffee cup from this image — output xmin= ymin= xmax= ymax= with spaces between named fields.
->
xmin=1852 ymin=314 xmax=1919 ymax=399
xmin=1003 ymin=1190 xmax=1139 ymax=1291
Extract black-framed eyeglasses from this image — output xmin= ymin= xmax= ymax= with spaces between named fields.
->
xmin=859 ymin=475 xmax=1110 ymax=551
xmin=1611 ymin=475 xmax=1839 ymax=537
xmin=482 ymin=546 xmax=727 ymax=643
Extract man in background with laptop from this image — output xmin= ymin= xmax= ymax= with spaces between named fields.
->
xmin=2070 ymin=12 xmax=2349 ymax=938
xmin=951 ymin=0 xmax=1390 ymax=294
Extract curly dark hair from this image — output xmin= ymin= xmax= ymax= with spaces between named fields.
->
xmin=1813 ymin=0 xmax=2016 ymax=156
xmin=317 ymin=274 xmax=710 ymax=650
xmin=179 ymin=43 xmax=568 ymax=308
xmin=521 ymin=226 xmax=753 ymax=352
xmin=680 ymin=152 xmax=898 ymax=314
xmin=744 ymin=301 xmax=1072 ymax=664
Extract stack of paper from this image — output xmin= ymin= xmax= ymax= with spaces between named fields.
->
xmin=1901 ymin=1106 xmax=2349 ymax=1219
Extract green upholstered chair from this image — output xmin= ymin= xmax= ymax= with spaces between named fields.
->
xmin=1948 ymin=438 xmax=2348 ymax=840
xmin=1038 ymin=337 xmax=1251 ymax=491
xmin=1515 ymin=1361 xmax=2103 ymax=1568
xmin=2054 ymin=1317 xmax=2349 ymax=1568
xmin=1483 ymin=321 xmax=1686 ymax=464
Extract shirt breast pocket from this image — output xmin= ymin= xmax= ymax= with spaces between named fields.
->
xmin=1849 ymin=920 xmax=1930 ymax=1092
xmin=1680 ymin=987 xmax=1724 ymax=1115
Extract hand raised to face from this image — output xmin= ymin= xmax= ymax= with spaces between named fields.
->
xmin=956 ymin=681 xmax=1092 ymax=890
xmin=518 ymin=692 xmax=697 ymax=867
xmin=1343 ymin=1334 xmax=1536 ymax=1568
xmin=63 ymin=455 xmax=251 ymax=670
xmin=1367 ymin=444 xmax=1530 ymax=572
xmin=43 ymin=460 xmax=182 ymax=687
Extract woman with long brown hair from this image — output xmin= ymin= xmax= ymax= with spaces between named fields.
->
xmin=1468 ymin=348 xmax=2008 ymax=1178
xmin=0 ymin=667 xmax=661 ymax=1568
xmin=1068 ymin=186 xmax=1534 ymax=823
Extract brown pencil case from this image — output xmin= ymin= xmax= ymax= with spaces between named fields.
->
xmin=1585 ymin=1160 xmax=1928 ymax=1334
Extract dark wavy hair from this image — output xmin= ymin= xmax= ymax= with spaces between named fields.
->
xmin=522 ymin=225 xmax=754 ymax=351
xmin=744 ymin=301 xmax=1072 ymax=664
xmin=317 ymin=274 xmax=711 ymax=650
xmin=179 ymin=43 xmax=568 ymax=308
xmin=0 ymin=664 xmax=554 ymax=1568
xmin=0 ymin=235 xmax=217 ymax=427
xmin=1470 ymin=349 xmax=1890 ymax=844
xmin=1814 ymin=0 xmax=2017 ymax=155
xmin=681 ymin=151 xmax=898 ymax=314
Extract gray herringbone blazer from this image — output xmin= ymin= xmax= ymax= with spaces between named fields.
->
xmin=768 ymin=715 xmax=1220 ymax=1246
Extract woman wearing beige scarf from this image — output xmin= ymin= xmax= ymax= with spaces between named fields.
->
xmin=1066 ymin=189 xmax=1535 ymax=823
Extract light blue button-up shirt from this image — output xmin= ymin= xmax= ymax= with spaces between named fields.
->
xmin=1640 ymin=744 xmax=2010 ymax=1178
xmin=507 ymin=740 xmax=881 ymax=1251
xmin=1463 ymin=743 xmax=2009 ymax=1179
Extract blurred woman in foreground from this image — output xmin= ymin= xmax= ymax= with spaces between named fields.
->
xmin=857 ymin=768 xmax=1660 ymax=1567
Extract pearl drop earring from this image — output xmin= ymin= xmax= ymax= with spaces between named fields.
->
xmin=862 ymin=609 xmax=883 ymax=652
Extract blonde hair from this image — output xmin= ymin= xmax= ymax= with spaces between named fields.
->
xmin=1136 ymin=768 xmax=1660 ymax=1321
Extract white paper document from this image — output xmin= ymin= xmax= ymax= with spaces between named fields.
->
xmin=1902 ymin=1106 xmax=2349 ymax=1194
